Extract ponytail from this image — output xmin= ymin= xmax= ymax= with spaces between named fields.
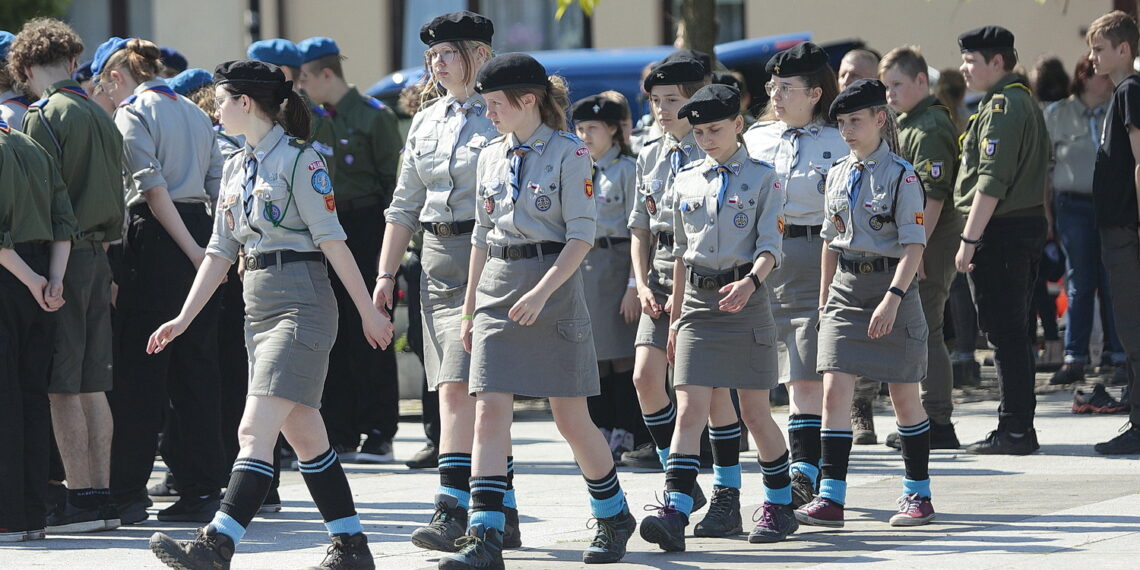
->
xmin=221 ymin=82 xmax=311 ymax=140
xmin=282 ymin=90 xmax=312 ymax=140
xmin=99 ymin=38 xmax=163 ymax=84
xmin=874 ymin=105 xmax=901 ymax=155
xmin=502 ymin=74 xmax=571 ymax=132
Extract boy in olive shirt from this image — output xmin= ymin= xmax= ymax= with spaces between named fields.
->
xmin=0 ymin=117 xmax=78 ymax=541
xmin=8 ymin=18 xmax=126 ymax=529
xmin=953 ymin=26 xmax=1050 ymax=455
xmin=1086 ymin=10 xmax=1140 ymax=455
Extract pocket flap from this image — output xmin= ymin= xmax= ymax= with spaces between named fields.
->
xmin=415 ymin=138 xmax=438 ymax=157
xmin=295 ymin=327 xmax=332 ymax=351
xmin=752 ymin=325 xmax=777 ymax=346
xmin=557 ymin=318 xmax=592 ymax=343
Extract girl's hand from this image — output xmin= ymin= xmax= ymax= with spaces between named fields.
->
xmin=663 ymin=293 xmax=674 ymax=316
xmin=148 ymin=317 xmax=189 ymax=354
xmin=44 ymin=278 xmax=65 ymax=311
xmin=25 ymin=274 xmax=50 ymax=312
xmin=667 ymin=328 xmax=677 ymax=365
xmin=868 ymin=295 xmax=901 ymax=339
xmin=620 ymin=286 xmax=640 ymax=324
xmin=717 ymin=278 xmax=756 ymax=313
xmin=637 ymin=285 xmax=661 ymax=318
xmin=461 ymin=316 xmax=473 ymax=353
xmin=373 ymin=276 xmax=395 ymax=314
xmin=508 ymin=287 xmax=550 ymax=326
xmin=361 ymin=306 xmax=395 ymax=349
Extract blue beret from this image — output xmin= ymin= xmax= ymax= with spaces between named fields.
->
xmin=168 ymin=68 xmax=213 ymax=96
xmin=72 ymin=60 xmax=94 ymax=83
xmin=297 ymin=37 xmax=339 ymax=64
xmin=160 ymin=47 xmax=188 ymax=73
xmin=0 ymin=31 xmax=14 ymax=61
xmin=92 ymin=37 xmax=131 ymax=76
xmin=247 ymin=38 xmax=302 ymax=68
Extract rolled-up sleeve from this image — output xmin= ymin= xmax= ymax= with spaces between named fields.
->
xmin=385 ymin=113 xmax=427 ymax=233
xmin=205 ymin=199 xmax=241 ymax=262
xmin=115 ymin=108 xmax=167 ymax=193
xmin=627 ymin=155 xmax=651 ymax=231
xmin=753 ymin=168 xmax=784 ymax=267
xmin=48 ymin=159 xmax=79 ymax=241
xmin=895 ymin=171 xmax=928 ymax=246
xmin=560 ymin=146 xmax=596 ymax=244
xmin=293 ymin=148 xmax=347 ymax=245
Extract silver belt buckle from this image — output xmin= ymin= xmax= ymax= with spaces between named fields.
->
xmin=435 ymin=223 xmax=453 ymax=237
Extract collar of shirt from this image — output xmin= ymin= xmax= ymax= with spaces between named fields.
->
xmin=860 ymin=139 xmax=891 ymax=174
xmin=664 ymin=130 xmax=698 ymax=157
xmin=898 ymin=94 xmax=941 ymax=128
xmin=698 ymin=144 xmax=747 ymax=176
xmin=788 ymin=120 xmax=826 ymax=139
xmin=982 ymin=73 xmax=1031 ymax=106
xmin=245 ymin=124 xmax=288 ymax=163
xmin=331 ymin=86 xmax=365 ymax=115
xmin=45 ymin=79 xmax=88 ymax=100
xmin=443 ymin=93 xmax=486 ymax=117
xmin=507 ymin=123 xmax=555 ymax=157
xmin=594 ymin=144 xmax=622 ymax=171
xmin=135 ymin=78 xmax=171 ymax=97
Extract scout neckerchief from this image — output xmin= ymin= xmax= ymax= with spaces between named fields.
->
xmin=242 ymin=153 xmax=259 ymax=217
xmin=846 ymin=161 xmax=865 ymax=213
xmin=783 ymin=126 xmax=806 ymax=169
xmin=669 ymin=143 xmax=687 ymax=175
xmin=714 ymin=160 xmax=743 ymax=210
xmin=508 ymin=144 xmax=533 ymax=202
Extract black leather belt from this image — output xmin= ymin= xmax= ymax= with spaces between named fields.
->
xmin=688 ymin=264 xmax=752 ymax=291
xmin=488 ymin=242 xmax=565 ymax=261
xmin=838 ymin=256 xmax=899 ymax=274
xmin=657 ymin=232 xmax=675 ymax=249
xmin=594 ymin=236 xmax=631 ymax=249
xmin=785 ymin=224 xmax=822 ymax=238
xmin=244 ymin=250 xmax=325 ymax=272
xmin=424 ymin=220 xmax=475 ymax=237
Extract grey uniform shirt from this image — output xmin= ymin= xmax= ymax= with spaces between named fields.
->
xmin=207 ymin=124 xmax=347 ymax=262
xmin=593 ymin=145 xmax=637 ymax=239
xmin=744 ymin=119 xmax=847 ymax=226
xmin=474 ymin=124 xmax=596 ymax=248
xmin=386 ymin=94 xmax=497 ymax=232
xmin=1044 ymin=95 xmax=1105 ymax=195
xmin=0 ymin=90 xmax=28 ymax=130
xmin=821 ymin=140 xmax=927 ymax=257
xmin=628 ymin=130 xmax=704 ymax=235
xmin=114 ymin=79 xmax=222 ymax=207
xmin=672 ymin=145 xmax=784 ymax=271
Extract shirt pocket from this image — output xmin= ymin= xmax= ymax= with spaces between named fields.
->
xmin=415 ymin=137 xmax=439 ymax=158
xmin=678 ymin=196 xmax=709 ymax=237
xmin=861 ymin=192 xmax=892 ymax=217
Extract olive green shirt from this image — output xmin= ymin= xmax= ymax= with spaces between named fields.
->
xmin=0 ymin=122 xmax=79 ymax=248
xmin=320 ymin=86 xmax=401 ymax=206
xmin=898 ymin=94 xmax=959 ymax=226
xmin=953 ymin=73 xmax=1050 ymax=218
xmin=22 ymin=80 xmax=124 ymax=242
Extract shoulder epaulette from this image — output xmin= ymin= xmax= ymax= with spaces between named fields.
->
xmin=30 ymin=98 xmax=50 ymax=109
xmin=556 ymin=130 xmax=583 ymax=143
xmin=288 ymin=137 xmax=309 ymax=149
xmin=748 ymin=120 xmax=779 ymax=132
xmin=0 ymin=119 xmax=10 ymax=133
xmin=891 ymin=154 xmax=915 ymax=172
xmin=749 ymin=157 xmax=775 ymax=169
xmin=120 ymin=94 xmax=139 ymax=107
xmin=365 ymin=97 xmax=387 ymax=111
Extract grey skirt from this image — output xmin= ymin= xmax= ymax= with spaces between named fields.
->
xmin=243 ymin=259 xmax=338 ymax=408
xmin=635 ymin=241 xmax=675 ymax=350
xmin=470 ymin=254 xmax=600 ymax=397
xmin=817 ymin=265 xmax=928 ymax=383
xmin=674 ymin=278 xmax=779 ymax=390
xmin=582 ymin=242 xmax=637 ymax=361
xmin=767 ymin=233 xmax=824 ymax=383
xmin=420 ymin=232 xmax=472 ymax=389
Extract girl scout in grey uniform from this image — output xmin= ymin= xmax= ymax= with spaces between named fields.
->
xmin=796 ymin=79 xmax=934 ymax=530
xmin=627 ymin=56 xmax=713 ymax=476
xmin=742 ymin=42 xmax=846 ymax=506
xmin=448 ymin=53 xmax=634 ymax=569
xmin=571 ymin=94 xmax=642 ymax=456
xmin=638 ymin=84 xmax=797 ymax=552
xmin=147 ymin=60 xmax=393 ymax=570
xmin=374 ymin=11 xmax=517 ymax=554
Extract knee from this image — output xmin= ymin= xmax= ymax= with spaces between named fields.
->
xmin=675 ymin=406 xmax=707 ymax=434
xmin=439 ymin=385 xmax=475 ymax=414
xmin=631 ymin=364 xmax=660 ymax=394
xmin=739 ymin=405 xmax=772 ymax=434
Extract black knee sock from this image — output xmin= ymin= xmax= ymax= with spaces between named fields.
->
xmin=788 ymin=413 xmax=822 ymax=482
xmin=469 ymin=475 xmax=508 ymax=531
xmin=759 ymin=450 xmax=793 ymax=505
xmin=709 ymin=421 xmax=741 ymax=488
xmin=298 ymin=448 xmax=358 ymax=527
xmin=819 ymin=429 xmax=853 ymax=504
xmin=898 ymin=420 xmax=931 ymax=482
xmin=584 ymin=466 xmax=626 ymax=518
xmin=438 ymin=452 xmax=472 ymax=503
xmin=664 ymin=453 xmax=700 ymax=518
xmin=215 ymin=457 xmax=274 ymax=541
xmin=643 ymin=402 xmax=677 ymax=451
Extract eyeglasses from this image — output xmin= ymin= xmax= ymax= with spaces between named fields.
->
xmin=764 ymin=81 xmax=813 ymax=97
xmin=215 ymin=94 xmax=241 ymax=107
xmin=426 ymin=48 xmax=460 ymax=64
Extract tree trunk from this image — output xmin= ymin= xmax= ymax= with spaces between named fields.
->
xmin=681 ymin=0 xmax=717 ymax=68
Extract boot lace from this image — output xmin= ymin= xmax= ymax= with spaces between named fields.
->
xmin=704 ymin=488 xmax=735 ymax=520
xmin=586 ymin=517 xmax=616 ymax=549
xmin=642 ymin=492 xmax=679 ymax=517
xmin=751 ymin=502 xmax=777 ymax=527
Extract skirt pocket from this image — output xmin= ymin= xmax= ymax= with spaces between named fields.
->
xmin=750 ymin=324 xmax=778 ymax=375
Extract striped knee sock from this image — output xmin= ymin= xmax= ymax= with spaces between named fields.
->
xmin=585 ymin=466 xmax=627 ymax=518
xmin=759 ymin=450 xmax=793 ymax=505
xmin=819 ymin=429 xmax=853 ymax=505
xmin=209 ymin=457 xmax=274 ymax=545
xmin=664 ymin=454 xmax=700 ymax=519
xmin=898 ymin=420 xmax=932 ymax=497
xmin=469 ymin=475 xmax=508 ymax=532
xmin=643 ymin=403 xmax=676 ymax=470
xmin=709 ymin=422 xmax=742 ymax=489
xmin=504 ymin=456 xmax=517 ymax=509
xmin=788 ymin=414 xmax=822 ymax=484
xmin=438 ymin=453 xmax=472 ymax=507
xmin=299 ymin=448 xmax=362 ymax=536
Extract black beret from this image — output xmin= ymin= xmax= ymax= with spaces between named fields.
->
xmin=766 ymin=42 xmax=829 ymax=77
xmin=678 ymin=84 xmax=740 ymax=125
xmin=643 ymin=57 xmax=706 ymax=92
xmin=214 ymin=59 xmax=286 ymax=84
xmin=958 ymin=26 xmax=1015 ymax=53
xmin=664 ymin=48 xmax=712 ymax=75
xmin=420 ymin=10 xmax=494 ymax=47
xmin=711 ymin=71 xmax=742 ymax=91
xmin=475 ymin=53 xmax=547 ymax=94
xmin=829 ymin=78 xmax=887 ymax=120
xmin=570 ymin=95 xmax=624 ymax=123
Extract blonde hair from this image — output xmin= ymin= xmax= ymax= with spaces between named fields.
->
xmin=879 ymin=46 xmax=928 ymax=80
xmin=421 ymin=40 xmax=492 ymax=105
xmin=503 ymin=75 xmax=570 ymax=131
xmin=873 ymin=105 xmax=901 ymax=154
xmin=99 ymin=38 xmax=163 ymax=84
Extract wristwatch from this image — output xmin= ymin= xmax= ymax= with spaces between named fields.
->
xmin=747 ymin=272 xmax=761 ymax=289
xmin=887 ymin=286 xmax=906 ymax=299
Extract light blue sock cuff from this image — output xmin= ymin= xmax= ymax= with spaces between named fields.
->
xmin=503 ymin=488 xmax=518 ymax=509
xmin=589 ymin=493 xmax=628 ymax=519
xmin=469 ymin=510 xmax=506 ymax=532
xmin=790 ymin=461 xmax=820 ymax=483
xmin=818 ymin=479 xmax=847 ymax=505
xmin=657 ymin=447 xmax=670 ymax=471
xmin=437 ymin=486 xmax=471 ymax=509
xmin=764 ymin=484 xmax=793 ymax=506
xmin=903 ymin=477 xmax=931 ymax=498
xmin=666 ymin=491 xmax=694 ymax=518
xmin=209 ymin=512 xmax=246 ymax=545
xmin=325 ymin=514 xmax=363 ymax=537
xmin=712 ymin=464 xmax=742 ymax=489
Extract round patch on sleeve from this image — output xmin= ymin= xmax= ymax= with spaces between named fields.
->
xmin=312 ymin=170 xmax=333 ymax=194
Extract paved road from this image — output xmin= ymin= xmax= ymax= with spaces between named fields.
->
xmin=2 ymin=381 xmax=1137 ymax=569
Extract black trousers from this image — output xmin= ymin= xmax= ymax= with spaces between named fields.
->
xmin=403 ymin=251 xmax=439 ymax=446
xmin=1100 ymin=226 xmax=1140 ymax=424
xmin=0 ymin=244 xmax=55 ymax=532
xmin=109 ymin=204 xmax=225 ymax=502
xmin=948 ymin=273 xmax=979 ymax=354
xmin=217 ymin=263 xmax=247 ymax=466
xmin=968 ymin=216 xmax=1047 ymax=432
xmin=322 ymin=203 xmax=399 ymax=448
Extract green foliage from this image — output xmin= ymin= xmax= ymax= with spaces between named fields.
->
xmin=0 ymin=0 xmax=70 ymax=32
xmin=556 ymin=0 xmax=598 ymax=20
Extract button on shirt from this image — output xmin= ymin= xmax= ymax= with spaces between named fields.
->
xmin=822 ymin=140 xmax=927 ymax=258
xmin=386 ymin=94 xmax=497 ymax=232
xmin=627 ymin=130 xmax=704 ymax=237
xmin=114 ymin=79 xmax=222 ymax=207
xmin=473 ymin=124 xmax=596 ymax=248
xmin=1044 ymin=95 xmax=1105 ymax=195
xmin=672 ymin=145 xmax=784 ymax=271
xmin=592 ymin=144 xmax=638 ymax=239
xmin=207 ymin=125 xmax=347 ymax=261
xmin=744 ymin=119 xmax=847 ymax=225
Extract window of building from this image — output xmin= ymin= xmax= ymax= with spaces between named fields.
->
xmin=666 ymin=0 xmax=745 ymax=45
xmin=477 ymin=0 xmax=588 ymax=52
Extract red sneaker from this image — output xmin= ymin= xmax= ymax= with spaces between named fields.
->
xmin=889 ymin=493 xmax=935 ymax=526
xmin=794 ymin=497 xmax=844 ymax=528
